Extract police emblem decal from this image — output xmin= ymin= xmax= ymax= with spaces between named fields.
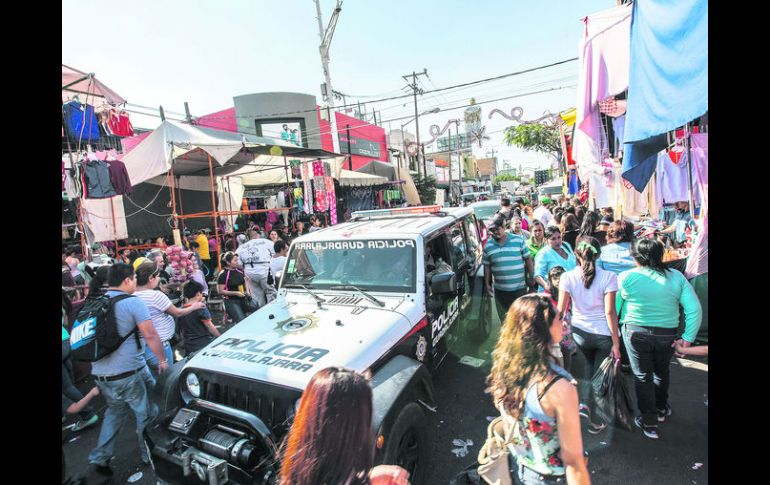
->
xmin=416 ymin=335 xmax=427 ymax=362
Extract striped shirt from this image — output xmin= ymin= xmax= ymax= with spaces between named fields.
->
xmin=483 ymin=233 xmax=530 ymax=291
xmin=134 ymin=289 xmax=176 ymax=342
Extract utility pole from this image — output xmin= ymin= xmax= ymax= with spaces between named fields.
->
xmin=315 ymin=0 xmax=343 ymax=154
xmin=447 ymin=128 xmax=453 ymax=205
xmin=402 ymin=69 xmax=428 ymax=178
xmin=346 ymin=124 xmax=353 ymax=171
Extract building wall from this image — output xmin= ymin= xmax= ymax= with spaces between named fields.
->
xmin=319 ymin=110 xmax=387 ymax=170
xmin=476 ymin=157 xmax=498 ymax=178
xmin=233 ymin=92 xmax=323 ymax=149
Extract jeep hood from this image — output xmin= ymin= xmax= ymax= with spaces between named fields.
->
xmin=185 ymin=293 xmax=416 ymax=390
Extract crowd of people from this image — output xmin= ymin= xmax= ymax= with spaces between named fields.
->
xmin=481 ymin=194 xmax=704 ymax=483
xmin=61 ymin=194 xmax=705 ymax=484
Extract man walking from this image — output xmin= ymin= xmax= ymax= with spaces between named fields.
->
xmin=483 ymin=217 xmax=534 ymax=319
xmin=194 ymin=229 xmax=212 ymax=276
xmin=236 ymin=228 xmax=277 ymax=307
xmin=87 ymin=263 xmax=168 ymax=478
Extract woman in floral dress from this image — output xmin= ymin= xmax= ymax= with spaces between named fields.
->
xmin=487 ymin=295 xmax=590 ymax=485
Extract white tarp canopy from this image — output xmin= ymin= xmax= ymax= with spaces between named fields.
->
xmin=122 ymin=120 xmax=345 ymax=187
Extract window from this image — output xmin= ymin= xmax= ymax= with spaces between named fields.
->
xmin=464 ymin=215 xmax=480 ymax=256
xmin=449 ymin=222 xmax=467 ymax=270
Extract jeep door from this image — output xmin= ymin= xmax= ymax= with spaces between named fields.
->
xmin=424 ymin=232 xmax=459 ymax=370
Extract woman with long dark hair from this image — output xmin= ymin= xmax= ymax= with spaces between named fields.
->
xmin=577 ymin=211 xmax=606 ymax=246
xmin=560 ymin=214 xmax=581 ymax=250
xmin=487 ymin=295 xmax=590 ymax=485
xmin=556 ymin=237 xmax=620 ymax=435
xmin=617 ymin=239 xmax=702 ymax=440
xmin=280 ymin=367 xmax=410 ymax=485
xmin=534 ymin=226 xmax=576 ymax=292
xmin=217 ymin=251 xmax=250 ymax=324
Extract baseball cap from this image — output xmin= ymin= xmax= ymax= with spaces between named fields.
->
xmin=132 ymin=256 xmax=148 ymax=271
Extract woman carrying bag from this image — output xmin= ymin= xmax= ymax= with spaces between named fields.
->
xmin=556 ymin=237 xmax=620 ymax=435
xmin=217 ymin=252 xmax=254 ymax=324
xmin=486 ymin=295 xmax=590 ymax=485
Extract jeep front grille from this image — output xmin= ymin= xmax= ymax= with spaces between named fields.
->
xmin=195 ymin=372 xmax=301 ymax=432
xmin=327 ymin=296 xmax=363 ymax=305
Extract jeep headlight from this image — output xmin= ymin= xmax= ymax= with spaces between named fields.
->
xmin=186 ymin=372 xmax=200 ymax=398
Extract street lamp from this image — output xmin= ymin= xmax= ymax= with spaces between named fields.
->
xmin=400 ymin=108 xmax=440 ymax=176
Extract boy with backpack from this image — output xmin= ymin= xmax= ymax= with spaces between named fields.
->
xmin=69 ymin=263 xmax=167 ymax=477
xmin=178 ymin=281 xmax=220 ymax=354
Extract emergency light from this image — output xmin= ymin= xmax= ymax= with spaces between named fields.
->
xmin=351 ymin=205 xmax=442 ymax=219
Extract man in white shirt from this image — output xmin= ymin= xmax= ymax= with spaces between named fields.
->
xmin=533 ymin=201 xmax=554 ymax=228
xmin=270 ymin=240 xmax=289 ymax=289
xmin=235 ymin=229 xmax=276 ymax=307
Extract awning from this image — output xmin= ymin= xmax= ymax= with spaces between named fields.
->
xmin=338 ymin=169 xmax=388 ymax=187
xmin=62 ymin=64 xmax=126 ymax=105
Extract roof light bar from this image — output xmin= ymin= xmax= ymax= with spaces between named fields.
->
xmin=352 ymin=205 xmax=442 ymax=218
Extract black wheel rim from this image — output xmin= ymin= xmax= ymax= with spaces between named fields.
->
xmin=396 ymin=427 xmax=420 ymax=477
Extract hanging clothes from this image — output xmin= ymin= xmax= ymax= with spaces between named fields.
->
xmin=325 ymin=177 xmax=337 ymax=225
xmin=277 ymin=191 xmax=286 ymax=208
xmin=301 ymin=162 xmax=313 ymax=214
xmin=567 ymin=170 xmax=580 ymax=196
xmin=685 ymin=134 xmax=708 ymax=279
xmin=589 ymin=163 xmax=620 ymax=209
xmin=619 ymin=176 xmax=649 ymax=217
xmin=573 ymin=4 xmax=632 ymax=173
xmin=106 ymin=159 xmax=132 ymax=196
xmin=654 ymin=151 xmax=699 ymax=205
xmin=62 ymin=100 xmax=101 ymax=143
xmin=83 ymin=159 xmax=117 ymax=198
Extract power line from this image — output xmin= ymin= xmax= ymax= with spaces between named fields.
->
xmin=195 ymin=57 xmax=578 ymax=122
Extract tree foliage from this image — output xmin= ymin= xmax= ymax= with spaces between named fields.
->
xmin=413 ymin=175 xmax=437 ymax=205
xmin=503 ymin=123 xmax=561 ymax=159
xmin=493 ymin=173 xmax=521 ymax=185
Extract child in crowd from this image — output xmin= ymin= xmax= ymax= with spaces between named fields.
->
xmin=178 ymin=281 xmax=220 ymax=354
xmin=543 ymin=266 xmax=576 ymax=372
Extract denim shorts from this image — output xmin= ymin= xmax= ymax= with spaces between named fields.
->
xmin=515 ymin=464 xmax=566 ymax=485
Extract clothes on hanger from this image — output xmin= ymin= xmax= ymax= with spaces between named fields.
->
xmin=62 ymin=100 xmax=101 ymax=143
xmin=83 ymin=159 xmax=117 ymax=198
xmin=654 ymin=150 xmax=699 ymax=205
xmin=106 ymin=159 xmax=132 ymax=196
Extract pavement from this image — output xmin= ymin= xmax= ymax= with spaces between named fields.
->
xmin=63 ymin=304 xmax=708 ymax=485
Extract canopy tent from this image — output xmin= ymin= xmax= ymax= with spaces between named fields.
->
xmin=121 ymin=120 xmax=341 ymax=186
xmin=355 ymin=160 xmax=398 ymax=181
xmin=62 ymin=64 xmax=126 ymax=105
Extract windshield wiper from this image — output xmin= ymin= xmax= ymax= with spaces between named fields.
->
xmin=329 ymin=285 xmax=386 ymax=307
xmin=283 ymin=284 xmax=326 ymax=305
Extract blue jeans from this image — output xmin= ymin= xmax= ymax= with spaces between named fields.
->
xmin=623 ymin=325 xmax=677 ymax=426
xmin=571 ymin=327 xmax=613 ymax=417
xmin=144 ymin=340 xmax=174 ymax=379
xmin=88 ymin=365 xmax=157 ymax=465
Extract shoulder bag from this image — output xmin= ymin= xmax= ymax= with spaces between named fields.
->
xmin=477 ymin=414 xmax=513 ymax=485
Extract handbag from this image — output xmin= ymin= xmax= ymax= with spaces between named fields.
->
xmin=477 ymin=416 xmax=513 ymax=485
xmin=241 ymin=295 xmax=260 ymax=314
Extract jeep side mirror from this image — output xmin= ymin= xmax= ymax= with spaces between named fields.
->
xmin=430 ymin=272 xmax=456 ymax=295
xmin=276 ymin=270 xmax=283 ymax=286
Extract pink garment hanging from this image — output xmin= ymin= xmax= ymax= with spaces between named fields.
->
xmin=325 ymin=177 xmax=337 ymax=225
xmin=314 ymin=177 xmax=327 ymax=211
xmin=573 ymin=4 xmax=632 ymax=170
xmin=685 ymin=134 xmax=708 ymax=279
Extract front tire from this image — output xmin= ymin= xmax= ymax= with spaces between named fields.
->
xmin=382 ymin=402 xmax=431 ymax=485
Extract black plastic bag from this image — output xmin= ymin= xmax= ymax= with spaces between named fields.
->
xmin=614 ymin=371 xmax=635 ymax=430
xmin=591 ymin=356 xmax=617 ymax=425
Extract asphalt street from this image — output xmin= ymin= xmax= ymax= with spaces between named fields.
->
xmin=63 ymin=303 xmax=708 ymax=485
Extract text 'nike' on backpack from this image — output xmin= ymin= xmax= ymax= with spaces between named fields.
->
xmin=69 ymin=294 xmax=141 ymax=362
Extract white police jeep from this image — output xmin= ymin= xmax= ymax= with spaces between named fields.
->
xmin=145 ymin=205 xmax=490 ymax=484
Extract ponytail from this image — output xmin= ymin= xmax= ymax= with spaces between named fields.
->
xmin=575 ymin=237 xmax=601 ymax=289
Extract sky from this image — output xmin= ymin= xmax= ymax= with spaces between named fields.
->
xmin=62 ymin=0 xmax=613 ymax=170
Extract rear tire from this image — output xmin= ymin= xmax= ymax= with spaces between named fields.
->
xmin=382 ymin=402 xmax=431 ymax=485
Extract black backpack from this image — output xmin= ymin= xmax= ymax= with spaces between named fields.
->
xmin=69 ymin=294 xmax=141 ymax=362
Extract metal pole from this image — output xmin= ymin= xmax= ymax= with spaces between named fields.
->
xmin=346 ymin=124 xmax=353 ymax=170
xmin=684 ymin=123 xmax=696 ymax=217
xmin=456 ymin=122 xmax=463 ymax=194
xmin=412 ymin=72 xmax=422 ymax=179
xmin=207 ymin=153 xmax=222 ymax=272
xmin=447 ymin=128 xmax=453 ymax=204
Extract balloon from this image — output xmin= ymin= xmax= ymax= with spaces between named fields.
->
xmin=165 ymin=247 xmax=174 ymax=255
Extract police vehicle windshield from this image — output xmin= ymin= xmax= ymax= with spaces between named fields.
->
xmin=283 ymin=239 xmax=417 ymax=293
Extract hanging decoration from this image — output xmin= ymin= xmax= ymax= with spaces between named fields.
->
xmin=301 ymin=162 xmax=313 ymax=214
